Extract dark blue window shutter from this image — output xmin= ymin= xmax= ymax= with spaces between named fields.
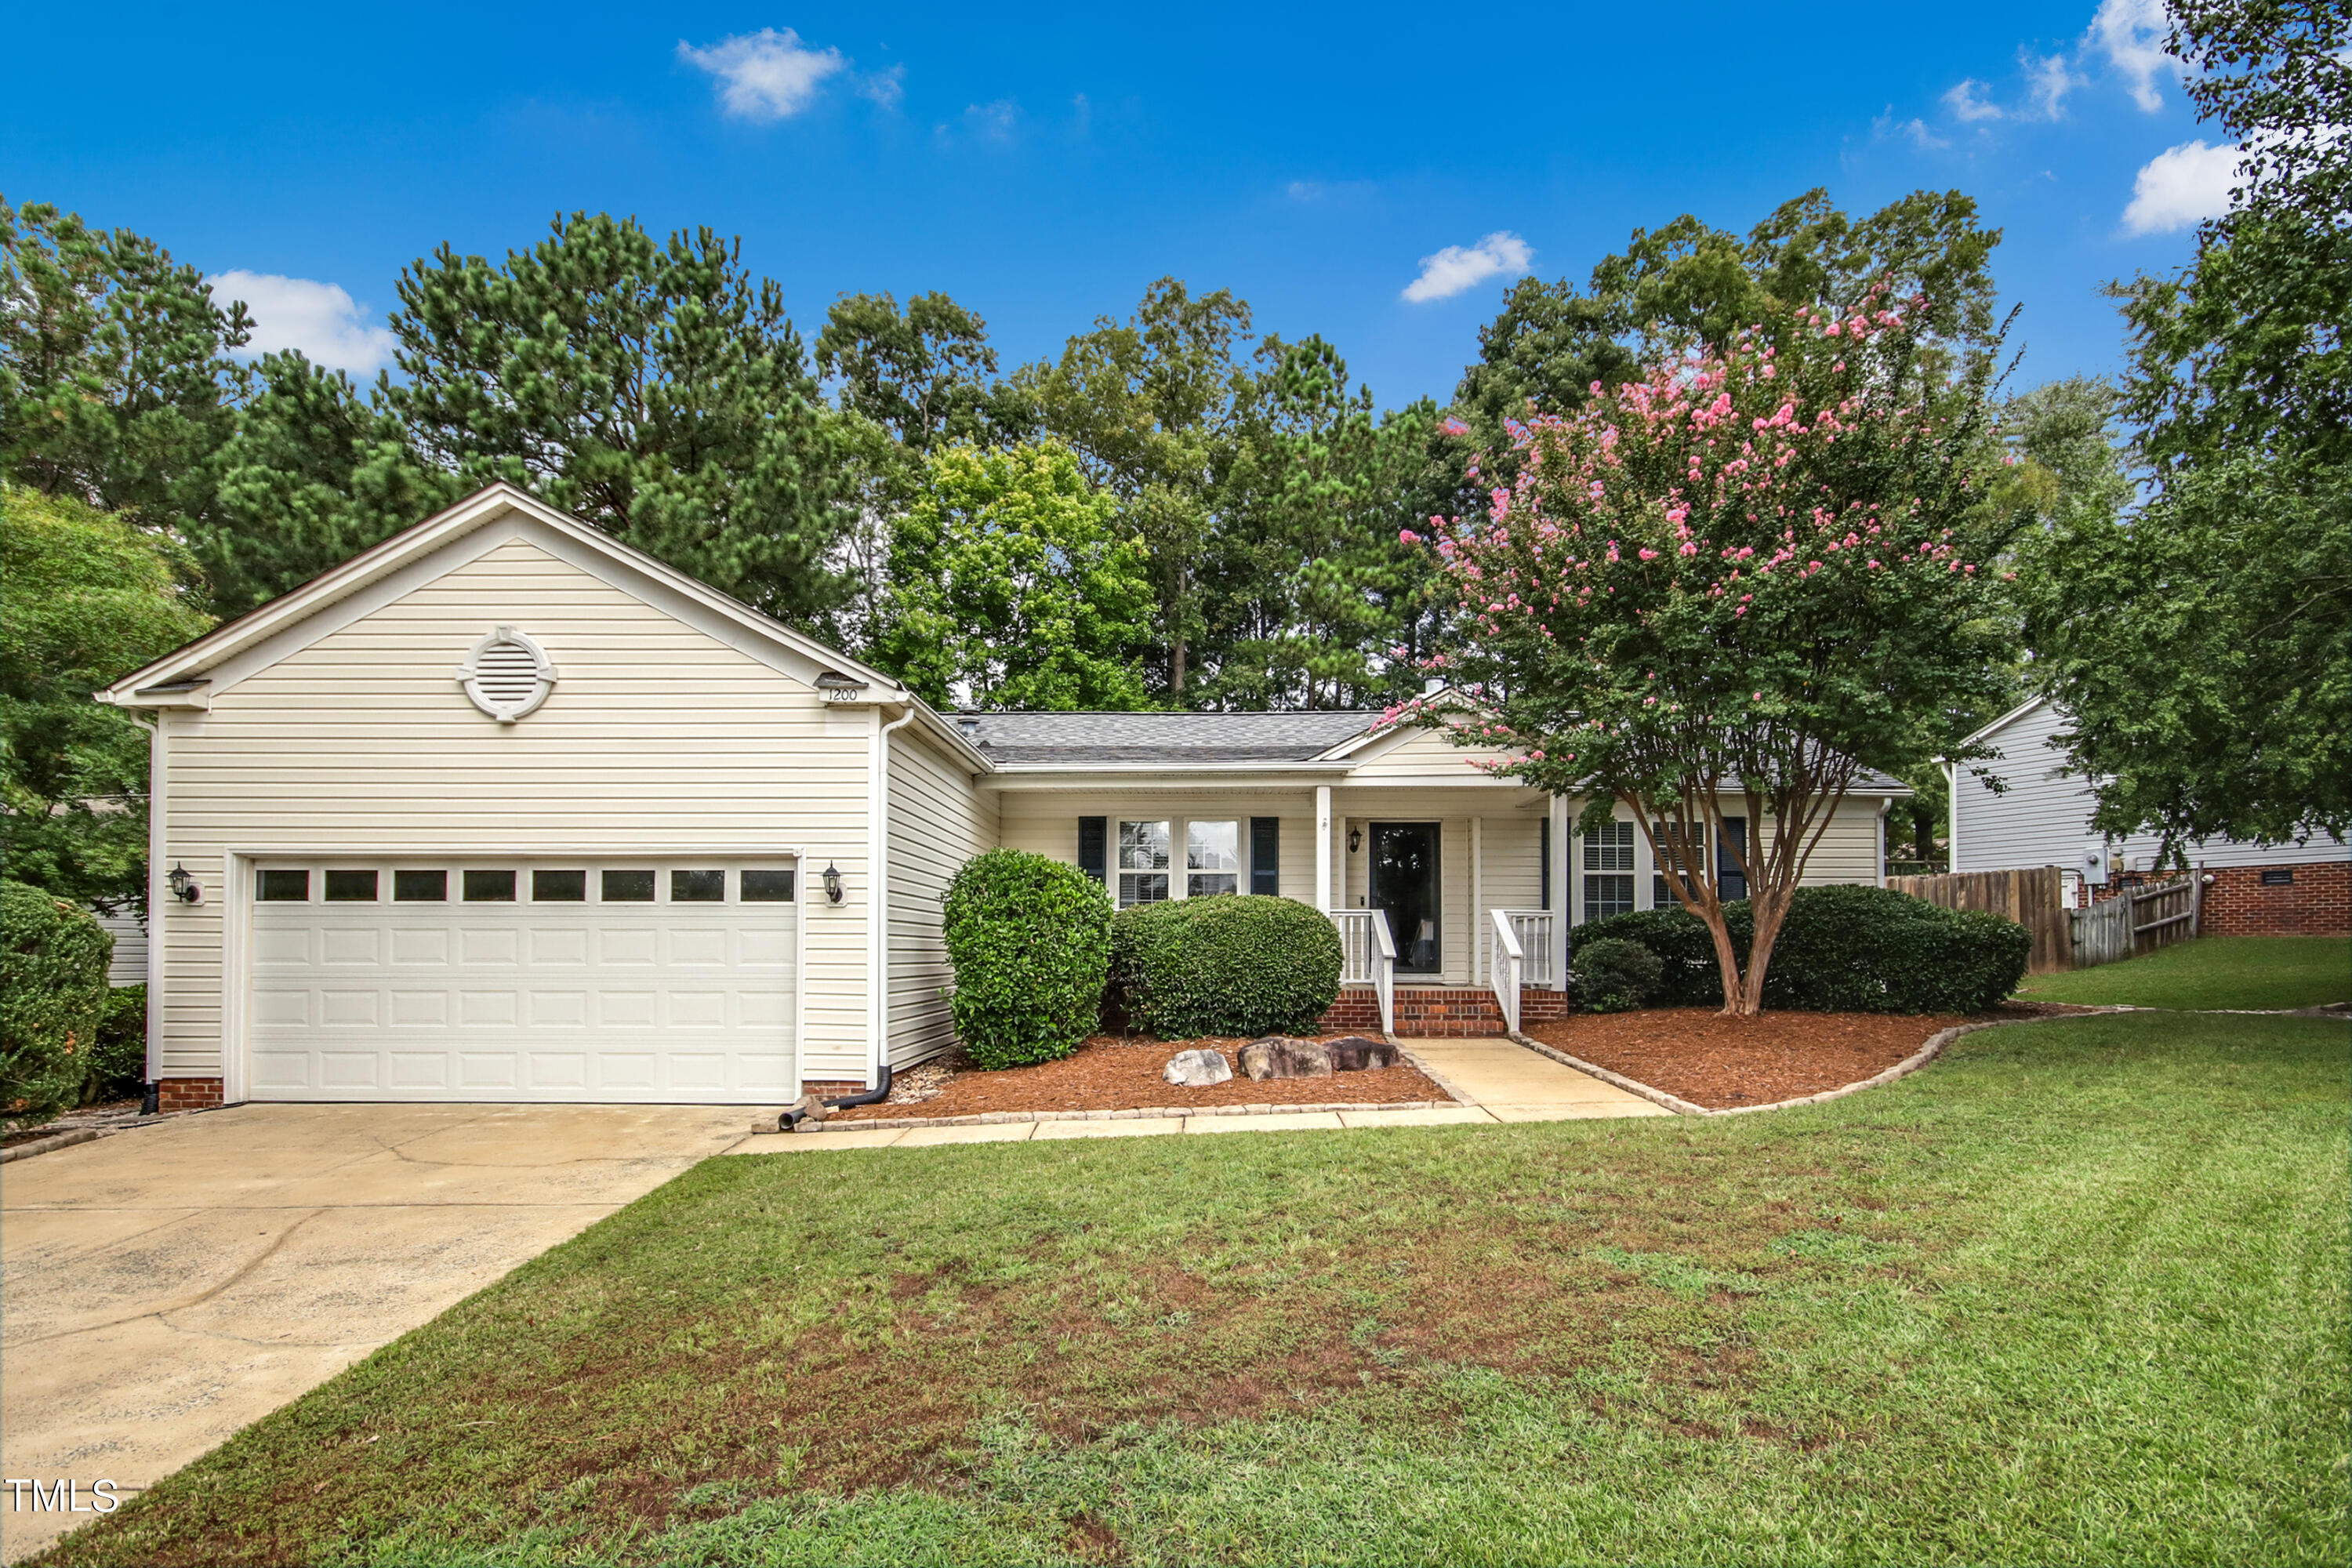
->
xmin=1540 ymin=817 xmax=1552 ymax=909
xmin=1078 ymin=817 xmax=1107 ymax=886
xmin=1250 ymin=817 xmax=1279 ymax=895
xmin=1719 ymin=817 xmax=1748 ymax=901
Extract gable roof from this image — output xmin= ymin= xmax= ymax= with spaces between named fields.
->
xmin=1958 ymin=694 xmax=2055 ymax=751
xmin=959 ymin=709 xmax=1377 ymax=767
xmin=100 ymin=482 xmax=912 ymax=706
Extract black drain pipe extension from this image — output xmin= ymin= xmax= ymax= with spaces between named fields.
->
xmin=779 ymin=1064 xmax=891 ymax=1131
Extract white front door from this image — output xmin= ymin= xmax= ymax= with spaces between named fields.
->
xmin=246 ymin=861 xmax=797 ymax=1103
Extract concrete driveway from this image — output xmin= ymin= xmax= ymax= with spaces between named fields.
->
xmin=0 ymin=1103 xmax=750 ymax=1563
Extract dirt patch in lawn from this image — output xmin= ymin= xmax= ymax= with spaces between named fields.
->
xmin=830 ymin=1033 xmax=1449 ymax=1120
xmin=1527 ymin=1009 xmax=1970 ymax=1109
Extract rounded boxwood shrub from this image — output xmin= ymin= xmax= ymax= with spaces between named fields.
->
xmin=1570 ymin=937 xmax=1663 ymax=1013
xmin=1112 ymin=895 xmax=1343 ymax=1040
xmin=1573 ymin=885 xmax=2031 ymax=1014
xmin=942 ymin=849 xmax=1112 ymax=1069
xmin=2 ymin=880 xmax=113 ymax=1125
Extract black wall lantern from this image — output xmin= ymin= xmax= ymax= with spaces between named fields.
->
xmin=166 ymin=863 xmax=202 ymax=904
xmin=1347 ymin=827 xmax=1363 ymax=855
xmin=822 ymin=862 xmax=844 ymax=904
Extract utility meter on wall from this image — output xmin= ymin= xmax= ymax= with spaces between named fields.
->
xmin=2081 ymin=841 xmax=2109 ymax=886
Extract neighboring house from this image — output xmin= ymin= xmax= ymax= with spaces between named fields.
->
xmin=1949 ymin=696 xmax=2349 ymax=935
xmin=93 ymin=906 xmax=147 ymax=987
xmin=99 ymin=484 xmax=1910 ymax=1111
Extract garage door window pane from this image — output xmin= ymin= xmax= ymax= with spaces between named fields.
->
xmin=256 ymin=869 xmax=308 ymax=902
xmin=463 ymin=869 xmax=516 ymax=902
xmin=393 ymin=869 xmax=446 ymax=902
xmin=742 ymin=869 xmax=796 ymax=902
xmin=532 ymin=869 xmax=587 ymax=902
xmin=324 ymin=869 xmax=379 ymax=902
xmin=602 ymin=869 xmax=655 ymax=902
xmin=673 ymin=869 xmax=726 ymax=902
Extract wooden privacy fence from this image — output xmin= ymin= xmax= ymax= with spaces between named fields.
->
xmin=2068 ymin=874 xmax=2201 ymax=969
xmin=1887 ymin=866 xmax=2073 ymax=974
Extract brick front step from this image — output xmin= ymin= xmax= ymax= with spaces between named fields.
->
xmin=1318 ymin=986 xmax=1570 ymax=1037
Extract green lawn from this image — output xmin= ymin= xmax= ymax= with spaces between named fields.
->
xmin=42 ymin=1012 xmax=2350 ymax=1568
xmin=2017 ymin=935 xmax=2350 ymax=1011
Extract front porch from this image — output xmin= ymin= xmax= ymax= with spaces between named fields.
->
xmin=1327 ymin=904 xmax=1566 ymax=1036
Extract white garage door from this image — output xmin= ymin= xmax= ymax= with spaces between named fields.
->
xmin=247 ymin=861 xmax=797 ymax=1103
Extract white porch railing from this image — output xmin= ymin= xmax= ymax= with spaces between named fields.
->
xmin=1494 ymin=909 xmax=1558 ymax=989
xmin=1329 ymin=908 xmax=1396 ymax=1036
xmin=1488 ymin=909 xmax=1524 ymax=1033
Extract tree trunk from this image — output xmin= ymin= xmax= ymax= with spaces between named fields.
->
xmin=1734 ymin=891 xmax=1791 ymax=1015
xmin=1701 ymin=905 xmax=1746 ymax=1018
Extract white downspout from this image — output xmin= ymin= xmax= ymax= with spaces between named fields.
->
xmin=145 ymin=713 xmax=166 ymax=1087
xmin=1875 ymin=796 xmax=1893 ymax=887
xmin=1942 ymin=759 xmax=1959 ymax=874
xmin=869 ymin=706 xmax=918 ymax=1091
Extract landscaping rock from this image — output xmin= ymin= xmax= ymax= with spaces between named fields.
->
xmin=1162 ymin=1048 xmax=1233 ymax=1087
xmin=1239 ymin=1036 xmax=1333 ymax=1080
xmin=1321 ymin=1035 xmax=1399 ymax=1072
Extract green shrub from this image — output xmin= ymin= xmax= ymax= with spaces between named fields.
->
xmin=2 ymin=880 xmax=112 ymax=1125
xmin=1112 ymin=895 xmax=1343 ymax=1039
xmin=1575 ymin=885 xmax=2031 ymax=1014
xmin=1571 ymin=937 xmax=1664 ymax=1013
xmin=942 ymin=849 xmax=1112 ymax=1069
xmin=91 ymin=983 xmax=147 ymax=1102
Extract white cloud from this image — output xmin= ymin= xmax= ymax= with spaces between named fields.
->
xmin=208 ymin=271 xmax=395 ymax=372
xmin=858 ymin=64 xmax=904 ymax=109
xmin=2021 ymin=50 xmax=2081 ymax=118
xmin=1943 ymin=78 xmax=2002 ymax=122
xmin=1401 ymin=231 xmax=1533 ymax=303
xmin=1875 ymin=111 xmax=1951 ymax=151
xmin=677 ymin=27 xmax=846 ymax=121
xmin=2122 ymin=138 xmax=2241 ymax=233
xmin=964 ymin=100 xmax=1018 ymax=140
xmin=2089 ymin=0 xmax=2176 ymax=111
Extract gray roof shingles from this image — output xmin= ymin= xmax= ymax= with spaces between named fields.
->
xmin=957 ymin=710 xmax=1376 ymax=765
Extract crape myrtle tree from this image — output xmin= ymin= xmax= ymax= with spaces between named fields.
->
xmin=1416 ymin=296 xmax=2020 ymax=1014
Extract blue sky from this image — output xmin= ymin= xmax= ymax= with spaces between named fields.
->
xmin=7 ymin=1 xmax=2234 ymax=412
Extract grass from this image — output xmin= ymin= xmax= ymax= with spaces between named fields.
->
xmin=2017 ymin=935 xmax=2350 ymax=1011
xmin=39 ymin=1011 xmax=2350 ymax=1567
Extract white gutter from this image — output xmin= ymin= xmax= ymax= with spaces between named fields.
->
xmin=1943 ymin=759 xmax=1960 ymax=874
xmin=869 ymin=706 xmax=919 ymax=1090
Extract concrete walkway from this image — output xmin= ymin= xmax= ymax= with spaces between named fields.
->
xmin=732 ymin=1036 xmax=1667 ymax=1156
xmin=0 ymin=1103 xmax=747 ymax=1563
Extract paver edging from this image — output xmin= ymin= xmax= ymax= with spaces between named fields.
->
xmin=785 ymin=1098 xmax=1452 ymax=1134
xmin=0 ymin=1127 xmax=99 ymax=1163
xmin=1508 ymin=1007 xmax=2133 ymax=1119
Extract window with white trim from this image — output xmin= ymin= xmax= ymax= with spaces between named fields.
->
xmin=1583 ymin=820 xmax=1635 ymax=921
xmin=1186 ymin=819 xmax=1240 ymax=898
xmin=1118 ymin=820 xmax=1171 ymax=908
xmin=1651 ymin=821 xmax=1706 ymax=908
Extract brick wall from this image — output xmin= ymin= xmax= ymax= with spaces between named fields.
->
xmin=2198 ymin=860 xmax=2350 ymax=937
xmin=1317 ymin=986 xmax=1570 ymax=1037
xmin=154 ymin=1077 xmax=223 ymax=1111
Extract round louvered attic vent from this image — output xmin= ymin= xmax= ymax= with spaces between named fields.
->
xmin=455 ymin=626 xmax=558 ymax=724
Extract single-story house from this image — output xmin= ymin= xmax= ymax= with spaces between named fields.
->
xmin=1949 ymin=696 xmax=2349 ymax=935
xmin=100 ymin=484 xmax=1910 ymax=1111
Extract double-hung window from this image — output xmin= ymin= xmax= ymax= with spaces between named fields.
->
xmin=1117 ymin=820 xmax=1171 ymax=908
xmin=1582 ymin=820 xmax=1635 ymax=921
xmin=1186 ymin=819 xmax=1240 ymax=898
xmin=1652 ymin=822 xmax=1706 ymax=908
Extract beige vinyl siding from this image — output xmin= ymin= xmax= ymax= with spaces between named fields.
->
xmin=887 ymin=728 xmax=993 ymax=1069
xmin=1341 ymin=722 xmax=1528 ymax=787
xmin=994 ymin=790 xmax=1322 ymax=905
xmin=94 ymin=908 xmax=147 ymax=987
xmin=155 ymin=534 xmax=876 ymax=1084
xmin=1796 ymin=799 xmax=1890 ymax=887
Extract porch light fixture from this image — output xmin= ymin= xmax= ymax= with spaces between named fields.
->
xmin=822 ymin=862 xmax=844 ymax=904
xmin=1348 ymin=828 xmax=1363 ymax=855
xmin=166 ymin=863 xmax=201 ymax=904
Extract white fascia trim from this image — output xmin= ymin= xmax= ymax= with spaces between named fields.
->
xmin=100 ymin=483 xmax=909 ymax=706
xmin=1957 ymin=694 xmax=2051 ymax=752
xmin=979 ymin=764 xmax=1358 ymax=791
xmin=229 ymin=845 xmax=808 ymax=859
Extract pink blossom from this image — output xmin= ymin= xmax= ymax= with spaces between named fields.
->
xmin=1638 ymin=546 xmax=1659 ymax=561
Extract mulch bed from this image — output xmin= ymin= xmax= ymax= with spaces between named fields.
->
xmin=830 ymin=1033 xmax=1448 ymax=1121
xmin=1526 ymin=1008 xmax=1981 ymax=1110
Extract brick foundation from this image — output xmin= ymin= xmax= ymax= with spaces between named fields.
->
xmin=1317 ymin=985 xmax=1570 ymax=1037
xmin=2196 ymin=860 xmax=2350 ymax=937
xmin=154 ymin=1077 xmax=224 ymax=1111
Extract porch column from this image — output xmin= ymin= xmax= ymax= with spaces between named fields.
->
xmin=1550 ymin=794 xmax=1572 ymax=985
xmin=1470 ymin=815 xmax=1484 ymax=985
xmin=1314 ymin=785 xmax=1332 ymax=912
